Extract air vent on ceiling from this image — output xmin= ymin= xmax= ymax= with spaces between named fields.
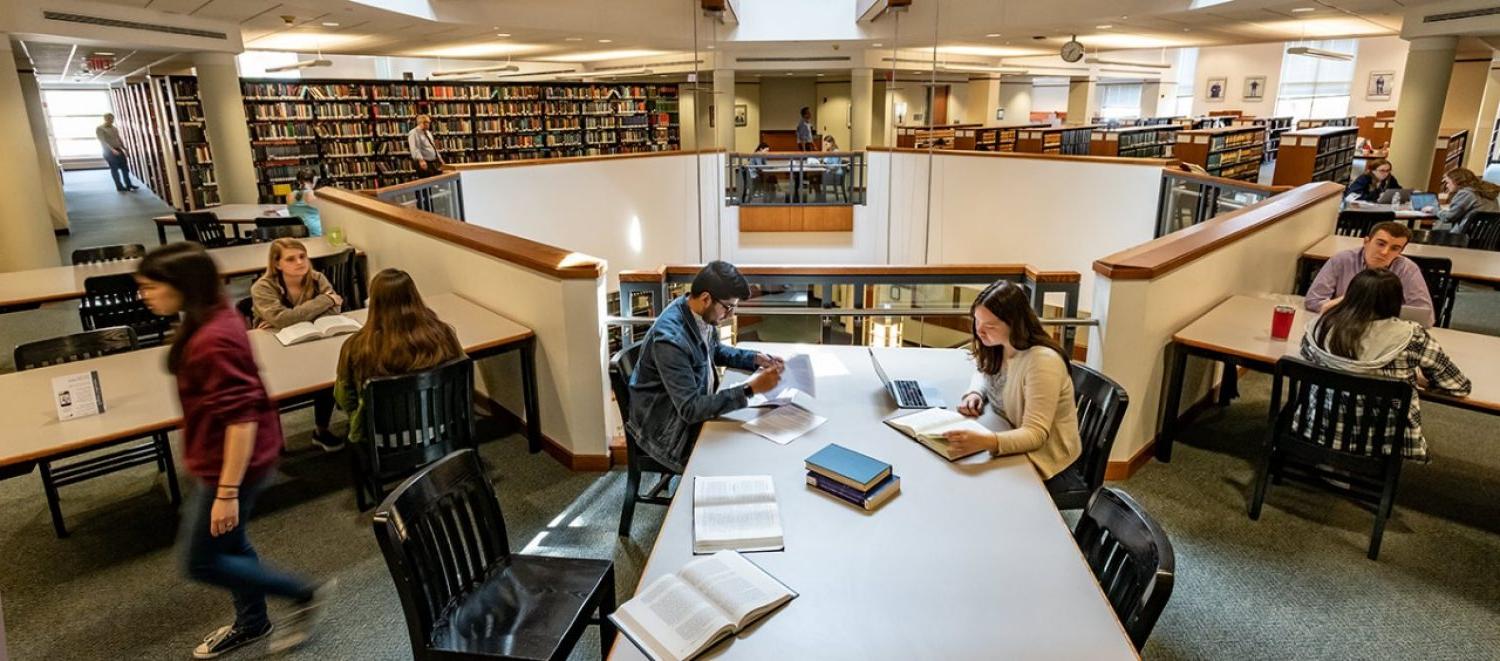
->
xmin=1423 ymin=6 xmax=1500 ymax=23
xmin=736 ymin=56 xmax=852 ymax=63
xmin=42 ymin=11 xmax=227 ymax=40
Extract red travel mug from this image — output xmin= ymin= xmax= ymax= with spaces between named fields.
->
xmin=1270 ymin=305 xmax=1295 ymax=341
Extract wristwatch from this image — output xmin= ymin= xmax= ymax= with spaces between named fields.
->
xmin=743 ymin=384 xmax=755 ymax=399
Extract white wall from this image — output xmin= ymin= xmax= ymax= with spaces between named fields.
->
xmin=1190 ymin=42 xmax=1285 ymax=118
xmin=1032 ymin=79 xmax=1070 ymax=115
xmin=458 ymin=154 xmax=707 ymax=291
xmin=1348 ymin=36 xmax=1409 ymax=118
xmin=760 ymin=77 xmax=817 ymax=130
xmin=1088 ymin=184 xmax=1342 ymax=462
xmin=816 ymin=81 xmax=852 ymax=149
xmin=735 ymin=82 xmax=762 ymax=152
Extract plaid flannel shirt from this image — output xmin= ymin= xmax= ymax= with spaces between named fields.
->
xmin=1299 ymin=325 xmax=1472 ymax=460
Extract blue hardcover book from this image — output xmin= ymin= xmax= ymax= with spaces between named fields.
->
xmin=804 ymin=443 xmax=891 ymax=491
xmin=806 ymin=472 xmax=901 ymax=511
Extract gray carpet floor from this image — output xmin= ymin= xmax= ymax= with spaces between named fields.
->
xmin=1 ymin=169 xmax=1497 ymax=660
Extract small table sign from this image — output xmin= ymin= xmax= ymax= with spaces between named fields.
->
xmin=52 ymin=371 xmax=105 ymax=421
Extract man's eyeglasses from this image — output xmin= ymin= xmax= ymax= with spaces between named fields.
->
xmin=713 ymin=298 xmax=738 ymax=315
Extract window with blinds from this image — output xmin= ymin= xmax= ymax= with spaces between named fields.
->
xmin=1172 ymin=48 xmax=1199 ymax=117
xmin=1274 ymin=40 xmax=1357 ymax=121
xmin=1098 ymin=83 xmax=1144 ymax=120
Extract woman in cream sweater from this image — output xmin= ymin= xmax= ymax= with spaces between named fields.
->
xmin=945 ymin=281 xmax=1082 ymax=486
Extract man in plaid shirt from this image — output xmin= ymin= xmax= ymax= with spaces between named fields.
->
xmin=1300 ymin=272 xmax=1471 ymax=460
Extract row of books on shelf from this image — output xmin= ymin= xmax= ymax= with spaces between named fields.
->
xmin=1321 ymin=132 xmax=1358 ymax=152
xmin=1208 ymin=131 xmax=1261 ymax=151
xmin=255 ymin=143 xmax=319 ymax=162
xmin=1118 ymin=130 xmax=1175 ymax=149
xmin=1207 ymin=145 xmax=1263 ymax=169
xmin=1314 ymin=151 xmax=1353 ymax=174
xmin=1215 ymin=160 xmax=1262 ymax=181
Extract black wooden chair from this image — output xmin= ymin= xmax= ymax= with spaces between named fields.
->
xmin=1405 ymin=255 xmax=1457 ymax=328
xmin=235 ymin=297 xmax=256 ymax=329
xmin=248 ymin=224 xmax=310 ymax=242
xmin=313 ymin=248 xmax=362 ymax=309
xmin=373 ymin=449 xmax=616 ymax=660
xmin=1047 ymin=364 xmax=1130 ymax=510
xmin=1073 ymin=487 xmax=1175 ymax=650
xmin=13 ymin=328 xmax=181 ymax=537
xmin=79 ymin=273 xmax=173 ymax=346
xmin=174 ymin=211 xmax=242 ymax=248
xmin=1335 ymin=210 xmax=1394 ymax=238
xmin=610 ymin=343 xmax=679 ymax=537
xmin=350 ymin=358 xmax=475 ymax=510
xmin=71 ymin=244 xmax=146 ymax=265
xmin=1249 ymin=356 xmax=1412 ymax=560
xmin=1464 ymin=210 xmax=1500 ymax=251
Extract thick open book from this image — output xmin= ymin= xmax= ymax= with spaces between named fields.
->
xmin=693 ymin=475 xmax=783 ymax=554
xmin=610 ymin=550 xmax=797 ymax=661
xmin=885 ymin=407 xmax=1007 ymax=461
xmin=274 ymin=315 xmax=362 ymax=346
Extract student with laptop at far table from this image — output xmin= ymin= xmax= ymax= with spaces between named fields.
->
xmin=628 ymin=261 xmax=785 ymax=472
xmin=1305 ymin=221 xmax=1434 ymax=327
xmin=945 ymin=281 xmax=1083 ymax=494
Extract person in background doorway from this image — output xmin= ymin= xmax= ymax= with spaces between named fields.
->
xmin=97 ymin=113 xmax=138 ymax=192
xmin=135 ymin=243 xmax=328 ymax=659
xmin=285 ymin=169 xmax=323 ymax=237
xmin=1425 ymin=168 xmax=1500 ymax=235
xmin=1346 ymin=158 xmax=1401 ymax=204
xmin=796 ymin=106 xmax=816 ymax=151
xmin=251 ymin=238 xmax=344 ymax=450
xmin=1304 ymin=221 xmax=1433 ymax=327
xmin=948 ymin=281 xmax=1082 ymax=495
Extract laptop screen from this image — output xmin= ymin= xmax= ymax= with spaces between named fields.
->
xmin=1410 ymin=192 xmax=1438 ymax=210
xmin=867 ymin=348 xmax=893 ymax=387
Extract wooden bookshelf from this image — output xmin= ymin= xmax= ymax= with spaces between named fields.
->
xmin=1356 ymin=115 xmax=1395 ymax=151
xmin=1429 ymin=128 xmax=1468 ymax=192
xmin=1089 ymin=125 xmax=1182 ymax=158
xmin=974 ymin=123 xmax=1050 ymax=152
xmin=1015 ymin=125 xmax=1099 ymax=156
xmin=1208 ymin=110 xmax=1244 ymax=118
xmin=895 ymin=124 xmax=981 ymax=149
xmin=1296 ymin=116 xmax=1354 ymax=130
xmin=1272 ymin=126 xmax=1357 ymax=186
xmin=1232 ymin=116 xmax=1293 ymax=162
xmin=241 ymin=78 xmax=681 ymax=202
xmin=108 ymin=75 xmax=217 ymax=211
xmin=1174 ymin=125 xmax=1265 ymax=182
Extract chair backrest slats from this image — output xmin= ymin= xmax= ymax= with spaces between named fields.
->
xmin=175 ymin=211 xmax=232 ymax=247
xmin=362 ymin=358 xmax=475 ymax=480
xmin=80 ymin=273 xmax=173 ymax=343
xmin=1404 ymin=255 xmax=1456 ymax=327
xmin=1465 ymin=211 xmax=1500 ymax=251
xmin=15 ymin=327 xmax=140 ymax=371
xmin=1070 ymin=363 xmax=1130 ymax=495
xmin=71 ymin=244 xmax=146 ymax=265
xmin=312 ymin=248 xmax=360 ymax=309
xmin=1272 ymin=356 xmax=1412 ymax=458
xmin=1336 ymin=210 xmax=1394 ymax=238
xmin=1073 ymin=487 xmax=1175 ymax=650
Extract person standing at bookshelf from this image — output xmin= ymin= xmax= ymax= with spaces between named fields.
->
xmin=796 ymin=107 xmax=816 ymax=151
xmin=134 ymin=243 xmax=328 ymax=658
xmin=407 ymin=114 xmax=443 ymax=176
xmin=946 ymin=281 xmax=1082 ymax=494
xmin=628 ymin=261 xmax=785 ymax=472
xmin=97 ymin=113 xmax=139 ymax=192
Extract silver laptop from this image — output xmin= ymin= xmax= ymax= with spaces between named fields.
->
xmin=1377 ymin=188 xmax=1412 ymax=204
xmin=868 ymin=348 xmax=944 ymax=409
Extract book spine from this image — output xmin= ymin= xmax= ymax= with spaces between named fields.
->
xmin=806 ymin=472 xmax=874 ymax=502
xmin=806 ymin=474 xmax=869 ymax=509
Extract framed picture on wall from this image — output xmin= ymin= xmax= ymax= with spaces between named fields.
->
xmin=1368 ymin=71 xmax=1395 ymax=101
xmin=1243 ymin=76 xmax=1266 ymax=101
xmin=733 ymin=104 xmax=748 ymax=127
xmin=1206 ymin=77 xmax=1227 ymax=102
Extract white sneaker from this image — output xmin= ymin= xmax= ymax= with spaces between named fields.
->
xmin=193 ymin=622 xmax=272 ymax=659
xmin=268 ymin=578 xmax=336 ymax=653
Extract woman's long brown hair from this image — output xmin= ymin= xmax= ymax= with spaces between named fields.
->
xmin=136 ymin=243 xmax=226 ymax=374
xmin=1447 ymin=167 xmax=1500 ymax=201
xmin=339 ymin=268 xmax=463 ymax=383
xmin=969 ymin=280 xmax=1068 ymax=375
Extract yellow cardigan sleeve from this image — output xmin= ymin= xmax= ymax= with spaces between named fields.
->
xmin=990 ymin=353 xmax=1066 ymax=457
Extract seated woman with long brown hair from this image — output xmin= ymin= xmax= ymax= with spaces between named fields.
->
xmin=944 ymin=281 xmax=1082 ymax=491
xmin=333 ymin=269 xmax=465 ymax=444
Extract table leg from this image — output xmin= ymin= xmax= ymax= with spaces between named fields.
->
xmin=520 ymin=338 xmax=542 ymax=454
xmin=1156 ymin=345 xmax=1190 ymax=462
xmin=156 ymin=222 xmax=168 ymax=246
xmin=1218 ymin=360 xmax=1240 ymax=405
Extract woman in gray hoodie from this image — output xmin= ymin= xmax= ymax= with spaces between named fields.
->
xmin=1300 ymin=269 xmax=1471 ymax=460
xmin=1424 ymin=167 xmax=1499 ymax=235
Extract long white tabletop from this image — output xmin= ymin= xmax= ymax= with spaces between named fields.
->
xmin=0 ymin=292 xmax=532 ymax=468
xmin=610 ymin=344 xmax=1138 ymax=660
xmin=1173 ymin=294 xmax=1499 ymax=413
xmin=0 ymin=238 xmax=352 ymax=310
xmin=1303 ymin=234 xmax=1500 ymax=285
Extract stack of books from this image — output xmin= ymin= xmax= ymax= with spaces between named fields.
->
xmin=804 ymin=443 xmax=900 ymax=511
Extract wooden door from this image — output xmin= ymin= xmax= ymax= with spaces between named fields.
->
xmin=930 ymin=85 xmax=949 ymax=125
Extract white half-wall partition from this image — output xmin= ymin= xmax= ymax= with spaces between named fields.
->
xmin=311 ymin=188 xmax=612 ymax=467
xmin=1088 ymin=182 xmax=1344 ymax=470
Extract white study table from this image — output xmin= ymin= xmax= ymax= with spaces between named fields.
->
xmin=0 ymin=292 xmax=538 ymax=476
xmin=0 ymin=237 xmax=352 ymax=313
xmin=152 ymin=203 xmax=291 ymax=245
xmin=609 ymin=343 xmax=1138 ymax=660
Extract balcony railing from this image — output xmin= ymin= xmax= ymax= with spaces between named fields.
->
xmin=726 ymin=152 xmax=867 ymax=206
xmin=366 ymin=170 xmax=465 ymax=222
xmin=1157 ymin=169 xmax=1290 ymax=237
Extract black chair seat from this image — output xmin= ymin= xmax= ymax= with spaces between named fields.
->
xmin=1044 ymin=466 xmax=1090 ymax=510
xmin=432 ymin=556 xmax=615 ymax=660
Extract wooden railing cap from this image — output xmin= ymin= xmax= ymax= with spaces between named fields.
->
xmin=446 ymin=148 xmax=725 ymax=171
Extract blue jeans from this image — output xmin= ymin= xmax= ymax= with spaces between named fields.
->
xmin=104 ymin=151 xmax=133 ymax=190
xmin=180 ymin=476 xmax=314 ymax=631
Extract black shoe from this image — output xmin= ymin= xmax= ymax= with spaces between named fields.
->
xmin=116 ymin=187 xmax=128 ymax=192
xmin=192 ymin=622 xmax=272 ymax=659
xmin=310 ymin=430 xmax=346 ymax=452
xmin=127 ymin=186 xmax=140 ymax=191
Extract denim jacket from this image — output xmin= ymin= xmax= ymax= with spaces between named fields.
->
xmin=627 ymin=295 xmax=759 ymax=472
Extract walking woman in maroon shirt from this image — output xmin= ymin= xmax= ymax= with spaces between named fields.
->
xmin=136 ymin=243 xmax=328 ymax=658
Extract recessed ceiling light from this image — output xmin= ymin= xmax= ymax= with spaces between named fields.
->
xmin=598 ymin=39 xmax=612 ymax=43
xmin=1291 ymin=7 xmax=1315 ymax=12
xmin=322 ymin=22 xmax=340 ymax=27
xmin=565 ymin=37 xmax=583 ymax=42
xmin=872 ymin=43 xmax=882 ymax=47
xmin=1096 ymin=25 xmax=1114 ymax=29
xmin=706 ymin=45 xmax=715 ymax=49
xmin=496 ymin=33 xmax=511 ymax=37
xmin=986 ymin=33 xmax=1001 ymax=38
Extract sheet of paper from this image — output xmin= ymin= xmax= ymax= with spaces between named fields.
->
xmin=741 ymin=403 xmax=826 ymax=445
xmin=760 ymin=353 xmax=815 ymax=401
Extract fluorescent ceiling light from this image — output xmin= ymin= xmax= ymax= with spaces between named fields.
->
xmin=1077 ymin=34 xmax=1187 ymax=49
xmin=496 ymin=33 xmax=511 ymax=37
xmin=565 ymin=37 xmax=583 ymax=42
xmin=408 ymin=43 xmax=543 ymax=58
xmin=1252 ymin=17 xmax=1389 ymax=37
xmin=939 ymin=63 xmax=1028 ymax=74
xmin=589 ymin=68 xmax=653 ymax=78
xmin=937 ymin=45 xmax=1043 ymax=57
xmin=492 ymin=68 xmax=576 ymax=78
xmin=1291 ymin=7 xmax=1316 ymax=12
xmin=1189 ymin=0 xmax=1233 ymax=8
xmin=249 ymin=32 xmax=367 ymax=51
xmin=1096 ymin=25 xmax=1113 ymax=29
xmin=547 ymin=49 xmax=669 ymax=62
xmin=1287 ymin=46 xmax=1352 ymax=61
xmin=1085 ymin=56 xmax=1170 ymax=69
xmin=265 ymin=58 xmax=333 ymax=73
xmin=985 ymin=33 xmax=1001 ymax=38
xmin=432 ymin=63 xmax=521 ymax=76
xmin=322 ymin=22 xmax=340 ymax=27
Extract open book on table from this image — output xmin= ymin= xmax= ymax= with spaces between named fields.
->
xmin=884 ymin=407 xmax=1008 ymax=461
xmin=274 ymin=315 xmax=362 ymax=347
xmin=693 ymin=475 xmax=783 ymax=554
xmin=610 ymin=550 xmax=797 ymax=661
